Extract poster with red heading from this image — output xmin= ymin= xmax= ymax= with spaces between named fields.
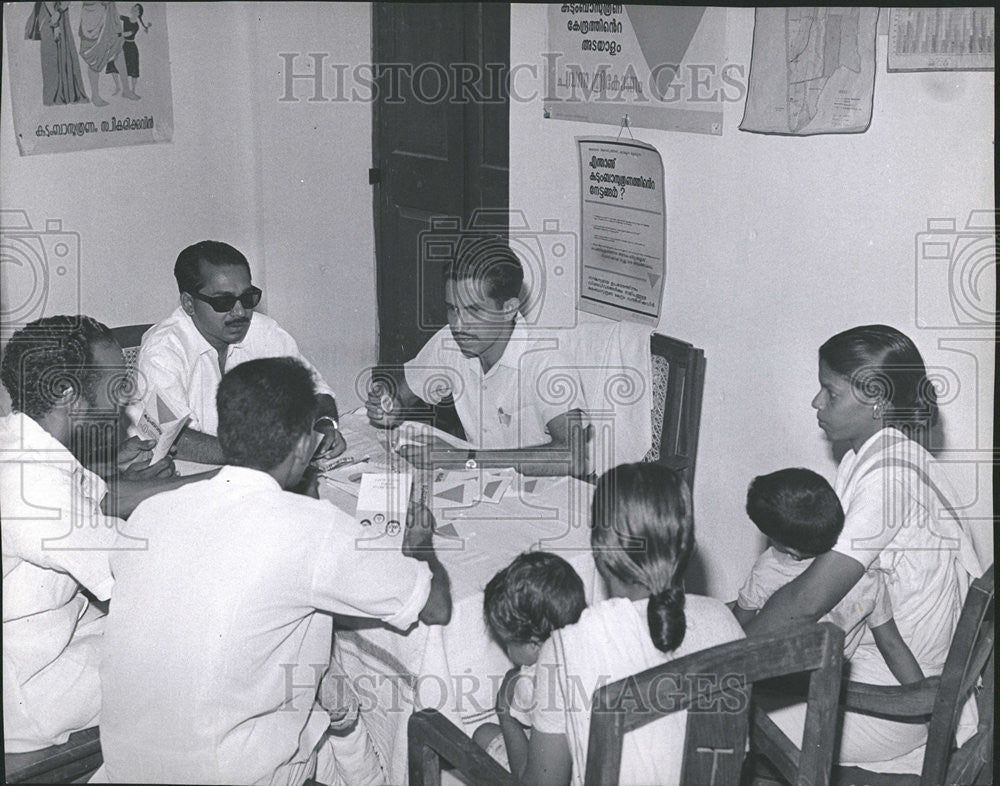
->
xmin=577 ymin=136 xmax=665 ymax=324
xmin=4 ymin=1 xmax=174 ymax=155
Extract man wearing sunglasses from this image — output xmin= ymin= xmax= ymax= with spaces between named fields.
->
xmin=129 ymin=240 xmax=345 ymax=464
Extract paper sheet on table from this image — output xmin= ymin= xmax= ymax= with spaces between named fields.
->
xmin=427 ymin=468 xmax=515 ymax=509
xmin=394 ymin=421 xmax=473 ymax=450
xmin=355 ymin=472 xmax=412 ymax=542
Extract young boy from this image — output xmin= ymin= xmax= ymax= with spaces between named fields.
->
xmin=473 ymin=551 xmax=587 ymax=770
xmin=733 ymin=468 xmax=923 ymax=684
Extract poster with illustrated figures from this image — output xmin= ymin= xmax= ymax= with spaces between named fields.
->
xmin=4 ymin=1 xmax=173 ymax=155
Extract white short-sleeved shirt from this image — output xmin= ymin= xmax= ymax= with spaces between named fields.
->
xmin=404 ymin=317 xmax=584 ymax=449
xmin=99 ymin=466 xmax=431 ymax=784
xmin=830 ymin=427 xmax=981 ymax=683
xmin=1 ymin=413 xmax=120 ymax=752
xmin=738 ymin=547 xmax=892 ymax=659
xmin=531 ymin=595 xmax=745 ymax=786
xmin=129 ymin=306 xmax=336 ymax=437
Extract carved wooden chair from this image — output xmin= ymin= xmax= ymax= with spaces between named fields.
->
xmin=643 ymin=333 xmax=705 ymax=489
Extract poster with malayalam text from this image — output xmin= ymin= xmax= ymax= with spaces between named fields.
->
xmin=4 ymin=1 xmax=174 ymax=155
xmin=546 ymin=4 xmax=727 ymax=136
xmin=577 ymin=137 xmax=665 ymax=324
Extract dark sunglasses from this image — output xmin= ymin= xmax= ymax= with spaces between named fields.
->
xmin=189 ymin=286 xmax=262 ymax=313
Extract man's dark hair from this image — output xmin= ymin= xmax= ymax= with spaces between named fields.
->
xmin=1 ymin=315 xmax=115 ymax=420
xmin=216 ymin=357 xmax=317 ymax=471
xmin=443 ymin=237 xmax=523 ymax=304
xmin=174 ymin=240 xmax=251 ymax=295
xmin=746 ymin=468 xmax=844 ymax=556
xmin=484 ymin=551 xmax=586 ymax=644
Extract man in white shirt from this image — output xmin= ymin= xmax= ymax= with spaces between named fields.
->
xmin=130 ymin=240 xmax=346 ymax=464
xmin=366 ymin=239 xmax=589 ymax=477
xmin=0 ymin=315 xmax=195 ymax=752
xmin=99 ymin=357 xmax=451 ymax=785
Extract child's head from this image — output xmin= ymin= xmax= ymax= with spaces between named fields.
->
xmin=484 ymin=552 xmax=586 ymax=666
xmin=745 ymin=468 xmax=844 ymax=558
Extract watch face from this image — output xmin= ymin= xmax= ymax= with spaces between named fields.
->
xmin=465 ymin=458 xmax=477 ymax=470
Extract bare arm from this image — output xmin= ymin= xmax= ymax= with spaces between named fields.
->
xmin=870 ymin=618 xmax=924 ymax=684
xmin=729 ymin=603 xmax=759 ymax=628
xmin=402 ymin=503 xmax=452 ymax=626
xmin=398 ymin=409 xmax=591 ymax=479
xmin=312 ymin=393 xmax=347 ymax=458
xmin=520 ymin=730 xmax=573 ymax=786
xmin=101 ymin=467 xmax=219 ymax=518
xmin=174 ymin=427 xmax=227 ymax=464
xmin=496 ymin=668 xmax=532 ymax=778
xmin=744 ymin=549 xmax=866 ymax=636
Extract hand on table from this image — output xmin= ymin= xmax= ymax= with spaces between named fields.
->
xmin=120 ymin=456 xmax=176 ymax=481
xmin=402 ymin=501 xmax=436 ymax=555
xmin=313 ymin=421 xmax=347 ymax=462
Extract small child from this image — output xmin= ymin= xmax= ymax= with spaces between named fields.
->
xmin=473 ymin=552 xmax=587 ymax=771
xmin=734 ymin=468 xmax=923 ymax=685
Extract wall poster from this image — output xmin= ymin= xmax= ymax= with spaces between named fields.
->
xmin=4 ymin=2 xmax=174 ymax=155
xmin=577 ymin=136 xmax=665 ymax=324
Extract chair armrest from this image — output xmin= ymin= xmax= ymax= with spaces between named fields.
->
xmin=841 ymin=676 xmax=940 ymax=718
xmin=408 ymin=709 xmax=512 ymax=786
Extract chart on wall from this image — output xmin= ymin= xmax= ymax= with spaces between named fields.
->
xmin=740 ymin=7 xmax=878 ymax=135
xmin=887 ymin=8 xmax=994 ymax=72
xmin=545 ymin=5 xmax=727 ymax=136
xmin=4 ymin=2 xmax=174 ymax=155
xmin=577 ymin=137 xmax=665 ymax=324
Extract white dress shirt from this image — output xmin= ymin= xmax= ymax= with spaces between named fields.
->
xmin=129 ymin=307 xmax=336 ymax=437
xmin=404 ymin=316 xmax=584 ymax=450
xmin=99 ymin=465 xmax=431 ymax=784
xmin=1 ymin=412 xmax=120 ymax=752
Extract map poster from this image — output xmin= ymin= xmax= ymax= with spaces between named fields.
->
xmin=740 ymin=7 xmax=878 ymax=136
xmin=577 ymin=137 xmax=665 ymax=325
xmin=4 ymin=2 xmax=174 ymax=155
xmin=546 ymin=5 xmax=726 ymax=136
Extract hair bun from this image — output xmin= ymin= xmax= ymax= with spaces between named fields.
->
xmin=647 ymin=586 xmax=686 ymax=653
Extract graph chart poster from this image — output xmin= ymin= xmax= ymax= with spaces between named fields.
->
xmin=577 ymin=137 xmax=665 ymax=325
xmin=888 ymin=8 xmax=994 ymax=72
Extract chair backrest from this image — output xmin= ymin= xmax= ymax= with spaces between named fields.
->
xmin=110 ymin=323 xmax=152 ymax=373
xmin=584 ymin=622 xmax=844 ymax=786
xmin=408 ymin=708 xmax=512 ymax=786
xmin=3 ymin=726 xmax=102 ymax=783
xmin=644 ymin=333 xmax=705 ymax=487
xmin=922 ymin=563 xmax=994 ymax=786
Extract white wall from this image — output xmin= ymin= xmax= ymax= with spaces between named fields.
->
xmin=511 ymin=6 xmax=995 ymax=598
xmin=0 ymin=2 xmax=375 ymax=407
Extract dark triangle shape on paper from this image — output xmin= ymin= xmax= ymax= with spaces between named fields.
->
xmin=436 ymin=523 xmax=459 ymax=538
xmin=156 ymin=394 xmax=178 ymax=424
xmin=435 ymin=484 xmax=465 ymax=503
xmin=625 ymin=6 xmax=706 ymax=97
xmin=523 ymin=479 xmax=538 ymax=494
xmin=482 ymin=480 xmax=502 ymax=498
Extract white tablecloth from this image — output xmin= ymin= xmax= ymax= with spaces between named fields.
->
xmin=320 ymin=410 xmax=604 ymax=784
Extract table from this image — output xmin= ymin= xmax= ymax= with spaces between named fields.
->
xmin=320 ymin=410 xmax=605 ymax=784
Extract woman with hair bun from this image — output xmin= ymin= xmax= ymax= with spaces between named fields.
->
xmin=519 ymin=463 xmax=743 ymax=785
xmin=748 ymin=324 xmax=984 ymax=771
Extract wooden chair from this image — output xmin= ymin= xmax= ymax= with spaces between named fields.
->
xmin=753 ymin=565 xmax=994 ymax=786
xmin=3 ymin=726 xmax=102 ymax=784
xmin=644 ymin=333 xmax=706 ymax=488
xmin=586 ymin=623 xmax=843 ymax=786
xmin=407 ymin=623 xmax=843 ymax=786
xmin=110 ymin=323 xmax=152 ymax=373
xmin=409 ymin=708 xmax=512 ymax=786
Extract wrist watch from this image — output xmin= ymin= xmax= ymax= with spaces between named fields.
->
xmin=465 ymin=450 xmax=478 ymax=470
xmin=314 ymin=415 xmax=339 ymax=431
